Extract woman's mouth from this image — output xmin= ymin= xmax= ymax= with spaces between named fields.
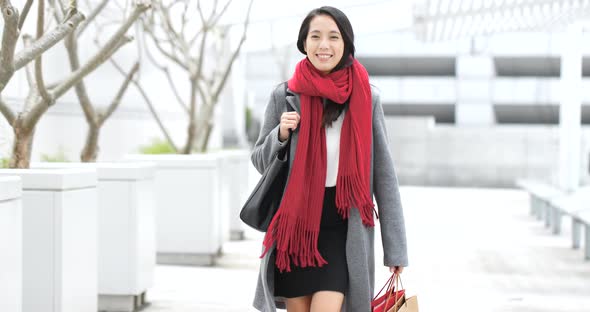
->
xmin=316 ymin=54 xmax=332 ymax=61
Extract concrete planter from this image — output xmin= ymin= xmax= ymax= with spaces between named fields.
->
xmin=0 ymin=176 xmax=23 ymax=312
xmin=0 ymin=169 xmax=98 ymax=312
xmin=216 ymin=150 xmax=250 ymax=241
xmin=31 ymin=162 xmax=156 ymax=312
xmin=124 ymin=154 xmax=221 ymax=266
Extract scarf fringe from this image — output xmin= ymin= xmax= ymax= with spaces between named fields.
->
xmin=336 ymin=174 xmax=375 ymax=226
xmin=261 ymin=213 xmax=327 ymax=273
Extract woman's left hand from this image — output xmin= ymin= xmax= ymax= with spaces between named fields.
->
xmin=389 ymin=266 xmax=404 ymax=275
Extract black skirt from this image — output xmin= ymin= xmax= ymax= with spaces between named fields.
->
xmin=274 ymin=186 xmax=349 ymax=298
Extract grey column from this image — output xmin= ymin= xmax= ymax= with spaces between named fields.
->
xmin=558 ymin=24 xmax=582 ymax=192
xmin=455 ymin=54 xmax=495 ymax=125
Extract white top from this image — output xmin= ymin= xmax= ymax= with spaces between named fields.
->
xmin=325 ymin=111 xmax=345 ymax=187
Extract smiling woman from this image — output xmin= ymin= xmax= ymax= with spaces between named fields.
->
xmin=250 ymin=6 xmax=408 ymax=312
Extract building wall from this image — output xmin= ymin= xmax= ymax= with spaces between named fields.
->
xmin=386 ymin=117 xmax=590 ymax=188
xmin=243 ymin=30 xmax=590 ymax=187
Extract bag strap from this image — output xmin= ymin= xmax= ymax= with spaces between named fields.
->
xmin=283 ymin=81 xmax=294 ymax=142
xmin=372 ymin=274 xmax=395 ymax=302
xmin=277 ymin=82 xmax=293 ymax=160
xmin=388 ymin=274 xmax=406 ymax=312
xmin=284 ymin=81 xmax=293 ymax=113
xmin=384 ymin=273 xmax=397 ymax=311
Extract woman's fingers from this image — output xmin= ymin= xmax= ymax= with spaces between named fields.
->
xmin=281 ymin=112 xmax=300 ymax=122
xmin=281 ymin=112 xmax=300 ymax=130
xmin=278 ymin=112 xmax=301 ymax=140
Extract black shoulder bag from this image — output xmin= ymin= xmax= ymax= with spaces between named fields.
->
xmin=240 ymin=83 xmax=293 ymax=232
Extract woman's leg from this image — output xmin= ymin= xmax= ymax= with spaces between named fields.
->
xmin=310 ymin=291 xmax=344 ymax=312
xmin=285 ymin=295 xmax=312 ymax=312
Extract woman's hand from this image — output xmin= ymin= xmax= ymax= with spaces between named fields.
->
xmin=389 ymin=266 xmax=404 ymax=275
xmin=279 ymin=111 xmax=300 ymax=142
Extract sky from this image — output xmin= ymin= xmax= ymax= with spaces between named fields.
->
xmin=220 ymin=0 xmax=415 ymax=52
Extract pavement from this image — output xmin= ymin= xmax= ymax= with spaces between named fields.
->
xmin=142 ymin=173 xmax=590 ymax=311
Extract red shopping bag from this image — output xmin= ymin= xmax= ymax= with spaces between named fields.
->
xmin=371 ymin=274 xmax=405 ymax=312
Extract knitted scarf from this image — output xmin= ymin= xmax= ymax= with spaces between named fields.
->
xmin=261 ymin=57 xmax=375 ymax=273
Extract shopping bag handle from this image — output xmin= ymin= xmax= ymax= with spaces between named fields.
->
xmin=390 ymin=274 xmax=408 ymax=312
xmin=372 ymin=273 xmax=395 ymax=302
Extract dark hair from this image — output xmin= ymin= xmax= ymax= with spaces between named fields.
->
xmin=297 ymin=6 xmax=355 ymax=128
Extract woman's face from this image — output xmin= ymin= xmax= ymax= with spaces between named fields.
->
xmin=304 ymin=15 xmax=344 ymax=75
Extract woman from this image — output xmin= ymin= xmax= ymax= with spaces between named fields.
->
xmin=250 ymin=6 xmax=408 ymax=312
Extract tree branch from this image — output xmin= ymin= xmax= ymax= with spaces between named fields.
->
xmin=52 ymin=3 xmax=149 ymax=99
xmin=47 ymin=0 xmax=65 ymax=22
xmin=163 ymin=67 xmax=189 ymax=114
xmin=75 ymin=0 xmax=108 ymax=38
xmin=188 ymin=28 xmax=204 ymax=48
xmin=0 ymin=1 xmax=20 ymax=93
xmin=0 ymin=96 xmax=15 ymax=126
xmin=210 ymin=0 xmax=232 ymax=28
xmin=213 ymin=0 xmax=252 ymax=101
xmin=18 ymin=0 xmax=33 ymax=30
xmin=180 ymin=0 xmax=189 ymax=40
xmin=26 ymin=2 xmax=150 ymax=130
xmin=157 ymin=2 xmax=189 ymax=55
xmin=193 ymin=20 xmax=209 ymax=80
xmin=197 ymin=0 xmax=206 ymax=25
xmin=64 ymin=33 xmax=97 ymax=125
xmin=21 ymin=35 xmax=35 ymax=88
xmin=14 ymin=11 xmax=85 ymax=71
xmin=54 ymin=0 xmax=67 ymax=18
xmin=99 ymin=61 xmax=139 ymax=125
xmin=144 ymin=16 xmax=188 ymax=70
xmin=35 ymin=0 xmax=52 ymax=103
xmin=110 ymin=58 xmax=178 ymax=153
xmin=144 ymin=25 xmax=188 ymax=70
xmin=140 ymin=25 xmax=167 ymax=69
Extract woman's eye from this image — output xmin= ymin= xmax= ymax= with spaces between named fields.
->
xmin=331 ymin=36 xmax=339 ymax=40
xmin=311 ymin=35 xmax=319 ymax=39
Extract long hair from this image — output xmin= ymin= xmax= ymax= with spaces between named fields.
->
xmin=297 ymin=6 xmax=356 ymax=128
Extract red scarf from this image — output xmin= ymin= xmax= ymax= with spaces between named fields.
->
xmin=262 ymin=58 xmax=375 ymax=272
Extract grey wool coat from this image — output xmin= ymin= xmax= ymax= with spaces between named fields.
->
xmin=250 ymin=83 xmax=408 ymax=312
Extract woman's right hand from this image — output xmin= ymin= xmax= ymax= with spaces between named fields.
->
xmin=279 ymin=111 xmax=300 ymax=142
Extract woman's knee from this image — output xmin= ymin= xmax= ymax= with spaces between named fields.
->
xmin=310 ymin=291 xmax=344 ymax=312
xmin=285 ymin=295 xmax=312 ymax=312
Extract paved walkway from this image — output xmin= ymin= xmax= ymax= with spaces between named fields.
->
xmin=144 ymin=186 xmax=590 ymax=311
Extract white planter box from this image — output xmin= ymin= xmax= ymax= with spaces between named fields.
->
xmin=216 ymin=150 xmax=250 ymax=241
xmin=124 ymin=154 xmax=221 ymax=266
xmin=31 ymin=162 xmax=156 ymax=312
xmin=0 ymin=169 xmax=98 ymax=312
xmin=0 ymin=176 xmax=22 ymax=312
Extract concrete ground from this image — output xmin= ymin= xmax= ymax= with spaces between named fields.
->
xmin=143 ymin=185 xmax=590 ymax=312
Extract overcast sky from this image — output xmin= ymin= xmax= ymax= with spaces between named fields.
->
xmin=220 ymin=0 xmax=414 ymax=52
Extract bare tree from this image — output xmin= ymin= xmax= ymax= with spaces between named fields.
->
xmin=270 ymin=23 xmax=293 ymax=82
xmin=60 ymin=0 xmax=144 ymax=162
xmin=137 ymin=0 xmax=254 ymax=154
xmin=0 ymin=0 xmax=150 ymax=168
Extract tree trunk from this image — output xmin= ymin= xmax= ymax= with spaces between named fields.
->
xmin=197 ymin=123 xmax=213 ymax=153
xmin=181 ymin=120 xmax=195 ymax=154
xmin=80 ymin=123 xmax=100 ymax=162
xmin=9 ymin=124 xmax=33 ymax=169
xmin=194 ymin=98 xmax=216 ymax=153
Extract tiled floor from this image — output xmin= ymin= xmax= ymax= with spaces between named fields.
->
xmin=144 ymin=186 xmax=590 ymax=311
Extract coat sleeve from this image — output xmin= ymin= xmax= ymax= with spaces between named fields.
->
xmin=250 ymin=83 xmax=289 ymax=174
xmin=372 ymin=89 xmax=409 ymax=267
